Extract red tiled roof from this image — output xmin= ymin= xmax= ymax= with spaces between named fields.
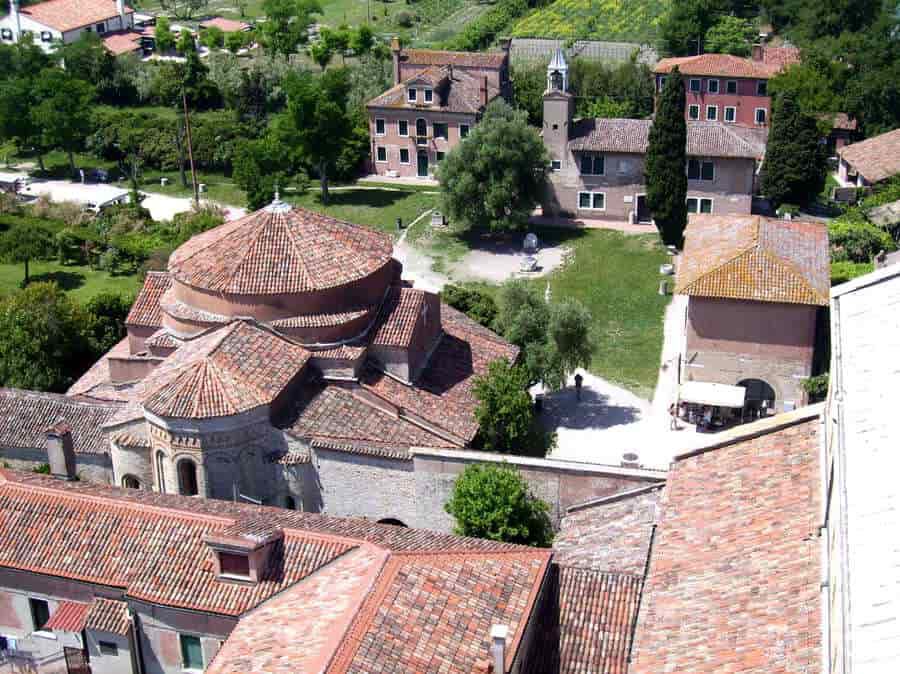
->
xmin=676 ymin=215 xmax=830 ymax=305
xmin=144 ymin=328 xmax=178 ymax=350
xmin=66 ymin=337 xmax=136 ymax=402
xmin=838 ymin=127 xmax=900 ymax=184
xmin=43 ymin=600 xmax=90 ymax=633
xmin=270 ymin=306 xmax=374 ymax=329
xmin=22 ymin=0 xmax=133 ymax=33
xmin=368 ymin=66 xmax=499 ymax=114
xmin=760 ymin=45 xmax=801 ymax=70
xmin=629 ymin=411 xmax=823 ymax=673
xmin=0 ymin=388 xmax=121 ymax=455
xmin=401 ymin=48 xmax=507 ymax=69
xmin=102 ymin=31 xmax=143 ymax=55
xmin=370 ymin=286 xmax=426 ymax=347
xmin=85 ymin=598 xmax=130 ymax=635
xmin=654 ymin=51 xmax=793 ymax=79
xmin=200 ymin=17 xmax=250 ymax=32
xmin=126 ymin=272 xmax=171 ymax=328
xmin=167 ymin=204 xmax=393 ymax=296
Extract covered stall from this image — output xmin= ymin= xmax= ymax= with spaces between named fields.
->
xmin=678 ymin=381 xmax=747 ymax=430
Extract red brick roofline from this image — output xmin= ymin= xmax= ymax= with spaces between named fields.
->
xmin=565 ymin=482 xmax=666 ymax=514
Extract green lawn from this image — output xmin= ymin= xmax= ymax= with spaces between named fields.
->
xmin=288 ymin=187 xmax=439 ymax=237
xmin=0 ymin=262 xmax=140 ymax=303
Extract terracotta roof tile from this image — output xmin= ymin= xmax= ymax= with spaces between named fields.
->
xmin=125 ymin=272 xmax=171 ymax=328
xmin=168 ymin=205 xmax=393 ymax=295
xmin=629 ymin=414 xmax=822 ymax=673
xmin=43 ymin=600 xmax=90 ymax=633
xmin=401 ymin=48 xmax=507 ymax=69
xmin=22 ymin=0 xmax=133 ymax=33
xmin=66 ymin=337 xmax=138 ymax=403
xmin=654 ymin=50 xmax=796 ymax=79
xmin=84 ymin=598 xmax=130 ymax=636
xmin=270 ymin=306 xmax=374 ymax=329
xmin=102 ymin=31 xmax=143 ymax=55
xmin=144 ymin=328 xmax=179 ymax=350
xmin=838 ymin=127 xmax=900 ymax=183
xmin=200 ymin=17 xmax=249 ymax=32
xmin=0 ymin=388 xmax=121 ymax=455
xmin=368 ymin=66 xmax=499 ymax=114
xmin=370 ymin=286 xmax=425 ymax=347
xmin=675 ymin=215 xmax=829 ymax=305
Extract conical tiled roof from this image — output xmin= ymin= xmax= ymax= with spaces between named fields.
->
xmin=167 ymin=202 xmax=393 ymax=296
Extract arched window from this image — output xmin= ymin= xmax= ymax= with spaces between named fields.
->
xmin=377 ymin=518 xmax=407 ymax=527
xmin=177 ymin=459 xmax=198 ymax=496
xmin=122 ymin=475 xmax=141 ymax=489
xmin=155 ymin=451 xmax=166 ymax=494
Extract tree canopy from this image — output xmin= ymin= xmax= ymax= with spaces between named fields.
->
xmin=473 ymin=360 xmax=542 ymax=455
xmin=438 ymin=100 xmax=548 ymax=232
xmin=32 ymin=68 xmax=96 ymax=175
xmin=0 ymin=223 xmax=54 ymax=284
xmin=444 ymin=463 xmax=553 ymax=547
xmin=704 ymin=15 xmax=756 ymax=56
xmin=261 ymin=0 xmax=322 ymax=56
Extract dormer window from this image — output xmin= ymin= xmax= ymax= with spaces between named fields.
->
xmin=204 ymin=523 xmax=284 ymax=585
xmin=424 ymin=88 xmax=433 ymax=103
xmin=408 ymin=88 xmax=417 ymax=103
xmin=218 ymin=552 xmax=250 ymax=579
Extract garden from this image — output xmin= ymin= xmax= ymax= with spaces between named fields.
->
xmin=512 ymin=0 xmax=668 ymax=42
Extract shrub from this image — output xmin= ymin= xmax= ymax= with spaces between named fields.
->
xmin=830 ymin=260 xmax=873 ymax=285
xmin=441 ymin=284 xmax=497 ymax=328
xmin=829 ymin=216 xmax=895 ymax=262
xmin=395 ymin=10 xmax=415 ymax=27
xmin=32 ymin=463 xmax=50 ymax=474
xmin=801 ymin=373 xmax=829 ymax=402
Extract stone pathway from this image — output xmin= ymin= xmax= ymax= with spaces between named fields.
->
xmin=393 ymin=210 xmax=452 ymax=293
xmin=450 ymin=240 xmax=571 ymax=283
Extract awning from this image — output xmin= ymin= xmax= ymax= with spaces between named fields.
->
xmin=43 ymin=601 xmax=90 ymax=633
xmin=679 ymin=381 xmax=746 ymax=408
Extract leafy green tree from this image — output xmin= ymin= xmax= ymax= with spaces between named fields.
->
xmin=261 ymin=0 xmax=321 ymax=56
xmin=444 ymin=463 xmax=553 ymax=547
xmin=704 ymin=15 xmax=755 ymax=56
xmin=201 ymin=26 xmax=225 ymax=50
xmin=154 ymin=16 xmax=176 ymax=53
xmin=496 ymin=280 xmax=551 ymax=385
xmin=441 ymin=284 xmax=497 ymax=328
xmin=438 ymin=100 xmax=548 ymax=232
xmin=85 ymin=292 xmax=133 ymax=356
xmin=31 ymin=69 xmax=96 ymax=176
xmin=0 ymin=224 xmax=53 ymax=284
xmin=769 ymin=56 xmax=844 ymax=122
xmin=58 ymin=33 xmax=117 ymax=98
xmin=569 ymin=57 xmax=655 ymax=120
xmin=284 ymin=69 xmax=357 ymax=204
xmin=511 ymin=60 xmax=547 ymax=126
xmin=177 ymin=29 xmax=196 ymax=55
xmin=660 ymin=0 xmax=729 ymax=56
xmin=473 ymin=360 xmax=550 ymax=456
xmin=646 ymin=67 xmax=688 ymax=248
xmin=224 ymin=30 xmax=246 ymax=54
xmin=545 ymin=299 xmax=593 ymax=391
xmin=308 ymin=38 xmax=333 ymax=70
xmin=761 ymin=93 xmax=827 ymax=208
xmin=322 ymin=25 xmax=350 ymax=64
xmin=0 ymin=77 xmax=44 ymax=170
xmin=158 ymin=0 xmax=209 ymax=19
xmin=0 ymin=282 xmax=94 ymax=392
xmin=232 ymin=136 xmax=290 ymax=209
xmin=349 ymin=24 xmax=374 ymax=56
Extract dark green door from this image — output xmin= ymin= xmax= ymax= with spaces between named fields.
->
xmin=417 ymin=151 xmax=429 ymax=178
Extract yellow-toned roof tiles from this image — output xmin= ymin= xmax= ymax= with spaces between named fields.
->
xmin=675 ymin=215 xmax=829 ymax=306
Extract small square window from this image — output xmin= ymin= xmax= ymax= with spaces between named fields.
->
xmin=757 ymin=81 xmax=767 ymax=96
xmin=551 ymin=159 xmax=561 ymax=171
xmin=0 ymin=28 xmax=11 ymax=40
xmin=592 ymin=193 xmax=605 ymax=210
xmin=578 ymin=192 xmax=591 ymax=209
xmin=689 ymin=79 xmax=701 ymax=92
xmin=686 ymin=198 xmax=698 ymax=213
xmin=400 ymin=148 xmax=410 ymax=164
xmin=99 ymin=641 xmax=119 ymax=656
xmin=700 ymin=198 xmax=713 ymax=214
xmin=726 ymin=80 xmax=737 ymax=94
xmin=706 ymin=105 xmax=717 ymax=121
xmin=29 ymin=599 xmax=50 ymax=632
xmin=724 ymin=107 xmax=736 ymax=123
xmin=398 ymin=120 xmax=408 ymax=136
xmin=219 ymin=552 xmax=250 ymax=577
xmin=180 ymin=635 xmax=203 ymax=671
xmin=407 ymin=88 xmax=417 ymax=103
xmin=424 ymin=89 xmax=433 ymax=103
xmin=688 ymin=105 xmax=700 ymax=120
xmin=433 ymin=122 xmax=448 ymax=140
xmin=40 ymin=31 xmax=52 ymax=43
xmin=460 ymin=124 xmax=469 ymax=138
xmin=755 ymin=108 xmax=767 ymax=125
xmin=376 ymin=147 xmax=387 ymax=162
xmin=375 ymin=118 xmax=385 ymax=136
xmin=96 ymin=22 xmax=106 ymax=34
xmin=707 ymin=79 xmax=719 ymax=94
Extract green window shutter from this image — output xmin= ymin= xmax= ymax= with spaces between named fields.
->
xmin=181 ymin=635 xmax=203 ymax=670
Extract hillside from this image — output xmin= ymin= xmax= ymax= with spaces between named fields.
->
xmin=512 ymin=0 xmax=669 ymax=43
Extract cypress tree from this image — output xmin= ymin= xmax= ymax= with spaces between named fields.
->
xmin=646 ymin=67 xmax=688 ymax=248
xmin=761 ymin=92 xmax=827 ymax=208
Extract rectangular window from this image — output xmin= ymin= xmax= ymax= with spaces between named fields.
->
xmin=376 ymin=147 xmax=387 ymax=163
xmin=755 ymin=107 xmax=767 ymax=125
xmin=687 ymin=159 xmax=700 ymax=180
xmin=99 ymin=641 xmax=119 ymax=656
xmin=707 ymin=79 xmax=719 ymax=94
xmin=579 ymin=154 xmax=604 ymax=175
xmin=551 ymin=159 xmax=561 ymax=171
xmin=459 ymin=124 xmax=469 ymax=138
xmin=699 ymin=198 xmax=713 ymax=213
xmin=592 ymin=193 xmax=605 ymax=210
xmin=726 ymin=80 xmax=737 ymax=94
xmin=689 ymin=79 xmax=701 ymax=93
xmin=687 ymin=160 xmax=714 ymax=181
xmin=424 ymin=88 xmax=433 ymax=103
xmin=724 ymin=106 xmax=736 ymax=123
xmin=688 ymin=104 xmax=700 ymax=120
xmin=578 ymin=192 xmax=591 ymax=209
xmin=29 ymin=599 xmax=50 ymax=632
xmin=96 ymin=22 xmax=106 ymax=33
xmin=375 ymin=118 xmax=385 ymax=136
xmin=433 ymin=123 xmax=448 ymax=140
xmin=436 ymin=151 xmax=446 ymax=162
xmin=701 ymin=161 xmax=714 ymax=181
xmin=757 ymin=80 xmax=767 ymax=96
xmin=658 ymin=76 xmax=666 ymax=92
xmin=398 ymin=120 xmax=408 ymax=136
xmin=399 ymin=148 xmax=410 ymax=164
xmin=180 ymin=635 xmax=204 ymax=671
xmin=219 ymin=552 xmax=250 ymax=577
xmin=407 ymin=88 xmax=417 ymax=103
xmin=578 ymin=191 xmax=605 ymax=210
xmin=706 ymin=105 xmax=717 ymax=121
xmin=687 ymin=197 xmax=698 ymax=213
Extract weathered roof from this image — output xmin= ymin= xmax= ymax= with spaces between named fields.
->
xmin=0 ymin=467 xmax=548 ymax=670
xmin=200 ymin=17 xmax=249 ymax=32
xmin=675 ymin=215 xmax=830 ymax=306
xmin=101 ymin=30 xmax=143 ymax=55
xmin=43 ymin=600 xmax=90 ymax=633
xmin=654 ymin=48 xmax=798 ymax=79
xmin=838 ymin=127 xmax=900 ymax=184
xmin=167 ymin=203 xmax=393 ymax=296
xmin=401 ymin=48 xmax=507 ymax=69
xmin=629 ymin=410 xmax=823 ymax=673
xmin=21 ymin=0 xmax=133 ymax=33
xmin=126 ymin=272 xmax=171 ymax=328
xmin=508 ymin=37 xmax=658 ymax=66
xmin=569 ymin=119 xmax=762 ymax=159
xmin=367 ymin=66 xmax=498 ymax=114
xmin=66 ymin=337 xmax=135 ymax=402
xmin=0 ymin=388 xmax=121 ymax=455
xmin=84 ymin=598 xmax=130 ymax=635
xmin=370 ymin=286 xmax=427 ymax=348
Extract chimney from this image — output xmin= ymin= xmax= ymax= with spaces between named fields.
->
xmin=490 ymin=625 xmax=508 ymax=673
xmin=751 ymin=43 xmax=763 ymax=62
xmin=46 ymin=422 xmax=76 ymax=481
xmin=482 ymin=75 xmax=489 ymax=108
xmin=116 ymin=0 xmax=127 ymax=27
xmin=391 ymin=36 xmax=402 ymax=86
xmin=10 ymin=0 xmax=21 ymax=42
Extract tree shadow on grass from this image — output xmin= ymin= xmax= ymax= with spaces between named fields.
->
xmin=309 ymin=189 xmax=408 ymax=210
xmin=28 ymin=270 xmax=86 ymax=291
xmin=452 ymin=225 xmax=587 ymax=255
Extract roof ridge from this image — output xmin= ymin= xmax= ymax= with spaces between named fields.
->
xmin=677 ymin=240 xmax=758 ymax=294
xmin=0 ymin=387 xmax=122 ymax=410
xmin=193 ymin=358 xmax=250 ymax=417
xmin=756 ymin=246 xmax=828 ymax=304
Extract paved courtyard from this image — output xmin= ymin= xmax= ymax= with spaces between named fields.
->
xmin=450 ymin=239 xmax=571 ymax=283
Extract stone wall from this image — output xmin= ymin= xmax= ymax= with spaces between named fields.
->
xmin=0 ymin=446 xmax=112 ymax=484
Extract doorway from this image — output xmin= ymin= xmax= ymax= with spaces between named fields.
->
xmin=417 ymin=151 xmax=429 ymax=178
xmin=635 ymin=194 xmax=652 ymax=224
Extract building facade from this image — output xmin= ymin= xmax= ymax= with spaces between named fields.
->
xmin=837 ymin=126 xmax=900 ymax=188
xmin=542 ymin=50 xmax=763 ymax=223
xmin=0 ymin=0 xmax=135 ymax=53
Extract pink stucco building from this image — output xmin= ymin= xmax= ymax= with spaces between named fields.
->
xmin=365 ymin=39 xmax=510 ymax=179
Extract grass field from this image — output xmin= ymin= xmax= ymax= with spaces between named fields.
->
xmin=0 ymin=262 xmax=140 ymax=303
xmin=512 ymin=0 xmax=669 ymax=42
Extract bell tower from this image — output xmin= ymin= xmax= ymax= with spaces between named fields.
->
xmin=542 ymin=48 xmax=574 ymax=173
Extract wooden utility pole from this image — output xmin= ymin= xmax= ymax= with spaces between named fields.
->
xmin=182 ymin=91 xmax=199 ymax=207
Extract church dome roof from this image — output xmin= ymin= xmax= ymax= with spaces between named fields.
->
xmin=167 ymin=200 xmax=394 ymax=296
